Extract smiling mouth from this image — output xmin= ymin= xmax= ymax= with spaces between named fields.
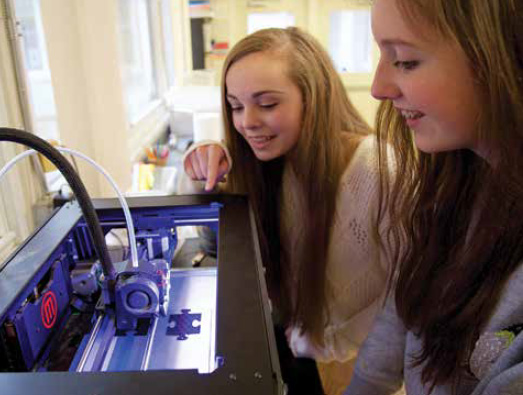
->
xmin=400 ymin=109 xmax=424 ymax=120
xmin=249 ymin=135 xmax=276 ymax=142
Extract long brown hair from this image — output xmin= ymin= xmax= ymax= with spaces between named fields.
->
xmin=221 ymin=27 xmax=370 ymax=344
xmin=377 ymin=0 xmax=523 ymax=390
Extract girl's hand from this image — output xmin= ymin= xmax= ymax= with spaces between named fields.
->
xmin=286 ymin=326 xmax=324 ymax=359
xmin=285 ymin=326 xmax=293 ymax=345
xmin=183 ymin=144 xmax=230 ymax=191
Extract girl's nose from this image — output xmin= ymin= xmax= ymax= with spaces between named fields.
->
xmin=371 ymin=61 xmax=401 ymax=101
xmin=242 ymin=106 xmax=261 ymax=129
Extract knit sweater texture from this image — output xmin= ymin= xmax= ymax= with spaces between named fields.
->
xmin=284 ymin=135 xmax=389 ymax=362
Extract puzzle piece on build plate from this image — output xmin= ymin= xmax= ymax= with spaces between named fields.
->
xmin=167 ymin=309 xmax=202 ymax=340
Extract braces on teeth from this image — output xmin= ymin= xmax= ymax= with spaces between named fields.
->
xmin=402 ymin=110 xmax=423 ymax=119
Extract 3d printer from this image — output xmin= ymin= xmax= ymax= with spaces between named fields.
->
xmin=0 ymin=129 xmax=284 ymax=395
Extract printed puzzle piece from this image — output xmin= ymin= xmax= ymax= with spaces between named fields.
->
xmin=167 ymin=309 xmax=202 ymax=340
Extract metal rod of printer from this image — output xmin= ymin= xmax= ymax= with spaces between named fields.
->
xmin=141 ymin=316 xmax=159 ymax=371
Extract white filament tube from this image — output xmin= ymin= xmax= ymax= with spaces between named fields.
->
xmin=0 ymin=148 xmax=139 ymax=267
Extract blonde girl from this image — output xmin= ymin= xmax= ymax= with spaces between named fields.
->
xmin=183 ymin=27 xmax=389 ymax=394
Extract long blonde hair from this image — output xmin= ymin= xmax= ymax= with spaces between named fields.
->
xmin=221 ymin=27 xmax=370 ymax=343
xmin=377 ymin=0 xmax=523 ymax=390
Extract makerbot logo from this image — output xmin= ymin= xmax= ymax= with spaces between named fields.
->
xmin=41 ymin=291 xmax=58 ymax=329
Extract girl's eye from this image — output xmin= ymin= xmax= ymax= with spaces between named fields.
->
xmin=260 ymin=103 xmax=277 ymax=109
xmin=394 ymin=60 xmax=419 ymax=71
xmin=230 ymin=105 xmax=243 ymax=112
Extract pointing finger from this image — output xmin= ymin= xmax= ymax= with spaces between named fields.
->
xmin=205 ymin=145 xmax=223 ymax=191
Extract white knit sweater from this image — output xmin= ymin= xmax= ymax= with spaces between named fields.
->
xmin=180 ymin=136 xmax=389 ymax=363
xmin=283 ymin=136 xmax=389 ymax=362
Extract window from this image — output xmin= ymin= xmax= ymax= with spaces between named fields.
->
xmin=0 ymin=0 xmax=49 ymax=264
xmin=118 ymin=0 xmax=159 ymax=122
xmin=0 ymin=188 xmax=17 ymax=264
xmin=247 ymin=12 xmax=295 ymax=34
xmin=0 ymin=148 xmax=22 ymax=265
xmin=0 ymin=70 xmax=32 ymax=264
xmin=161 ymin=0 xmax=176 ymax=88
xmin=13 ymin=0 xmax=60 ymax=141
xmin=329 ymin=10 xmax=372 ymax=74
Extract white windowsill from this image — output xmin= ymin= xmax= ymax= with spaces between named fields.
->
xmin=128 ymin=99 xmax=163 ymax=128
xmin=0 ymin=231 xmax=17 ymax=268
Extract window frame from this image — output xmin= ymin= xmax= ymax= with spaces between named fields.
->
xmin=316 ymin=0 xmax=378 ymax=89
xmin=117 ymin=0 xmax=161 ymax=124
xmin=0 ymin=0 xmax=47 ymax=262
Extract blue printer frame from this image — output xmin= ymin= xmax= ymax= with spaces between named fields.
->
xmin=0 ymin=194 xmax=283 ymax=395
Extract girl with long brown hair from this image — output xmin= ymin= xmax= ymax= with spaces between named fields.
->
xmin=183 ymin=27 xmax=389 ymax=394
xmin=345 ymin=0 xmax=523 ymax=394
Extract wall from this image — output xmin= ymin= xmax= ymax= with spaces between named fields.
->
xmin=204 ymin=0 xmax=379 ymax=126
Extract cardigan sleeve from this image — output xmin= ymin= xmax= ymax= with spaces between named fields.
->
xmin=287 ymin=298 xmax=384 ymax=362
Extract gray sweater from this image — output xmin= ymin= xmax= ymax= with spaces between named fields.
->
xmin=344 ymin=265 xmax=523 ymax=395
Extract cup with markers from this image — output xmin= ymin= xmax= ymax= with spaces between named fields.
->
xmin=145 ymin=143 xmax=169 ymax=166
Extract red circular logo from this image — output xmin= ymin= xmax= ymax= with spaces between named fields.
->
xmin=41 ymin=291 xmax=58 ymax=329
